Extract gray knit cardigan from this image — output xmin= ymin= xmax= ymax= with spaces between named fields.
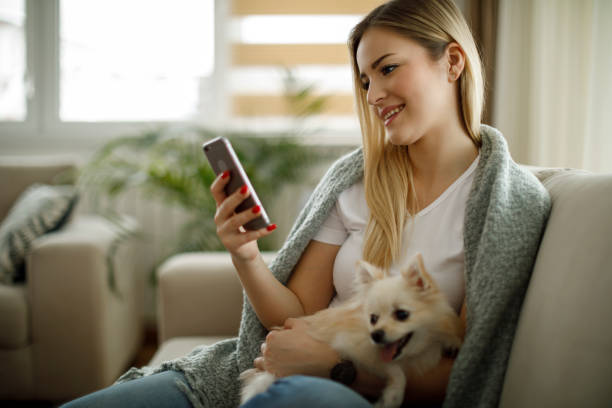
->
xmin=117 ymin=125 xmax=551 ymax=408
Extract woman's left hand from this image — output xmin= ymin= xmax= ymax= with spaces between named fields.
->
xmin=254 ymin=318 xmax=340 ymax=378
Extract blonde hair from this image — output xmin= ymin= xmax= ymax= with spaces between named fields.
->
xmin=348 ymin=0 xmax=484 ymax=268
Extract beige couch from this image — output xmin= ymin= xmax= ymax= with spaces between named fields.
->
xmin=0 ymin=159 xmax=143 ymax=402
xmin=150 ymin=168 xmax=612 ymax=407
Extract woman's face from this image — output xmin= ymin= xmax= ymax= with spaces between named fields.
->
xmin=356 ymin=27 xmax=454 ymax=146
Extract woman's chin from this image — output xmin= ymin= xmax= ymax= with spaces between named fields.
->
xmin=386 ymin=129 xmax=413 ymax=146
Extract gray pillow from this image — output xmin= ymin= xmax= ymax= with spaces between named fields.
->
xmin=0 ymin=184 xmax=78 ymax=284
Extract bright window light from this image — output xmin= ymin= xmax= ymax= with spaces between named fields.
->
xmin=60 ymin=0 xmax=214 ymax=121
xmin=0 ymin=0 xmax=26 ymax=121
xmin=230 ymin=66 xmax=354 ymax=94
xmin=236 ymin=15 xmax=362 ymax=44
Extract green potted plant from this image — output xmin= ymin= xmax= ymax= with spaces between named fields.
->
xmin=78 ymin=126 xmax=323 ymax=255
xmin=78 ymin=71 xmax=339 ymax=286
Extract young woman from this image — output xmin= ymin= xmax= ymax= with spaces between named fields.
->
xmin=62 ymin=1 xmax=550 ymax=407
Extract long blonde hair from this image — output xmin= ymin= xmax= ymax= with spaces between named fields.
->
xmin=348 ymin=0 xmax=484 ymax=268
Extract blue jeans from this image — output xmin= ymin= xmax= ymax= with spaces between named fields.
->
xmin=60 ymin=372 xmax=373 ymax=408
xmin=60 ymin=371 xmax=193 ymax=408
xmin=241 ymin=375 xmax=373 ymax=408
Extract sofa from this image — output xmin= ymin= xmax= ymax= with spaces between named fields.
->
xmin=0 ymin=159 xmax=143 ymax=402
xmin=149 ymin=167 xmax=612 ymax=407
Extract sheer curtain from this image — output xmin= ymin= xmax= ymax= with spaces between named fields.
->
xmin=493 ymin=0 xmax=612 ymax=172
xmin=465 ymin=0 xmax=499 ymax=126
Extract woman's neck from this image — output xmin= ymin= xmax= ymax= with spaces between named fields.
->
xmin=409 ymin=125 xmax=478 ymax=185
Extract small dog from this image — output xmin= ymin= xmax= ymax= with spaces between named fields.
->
xmin=240 ymin=254 xmax=463 ymax=408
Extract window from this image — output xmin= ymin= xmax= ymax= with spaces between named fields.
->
xmin=0 ymin=0 xmax=26 ymax=121
xmin=229 ymin=13 xmax=359 ymax=135
xmin=228 ymin=1 xmax=385 ymax=141
xmin=1 ymin=0 xmax=384 ymax=150
xmin=60 ymin=0 xmax=214 ymax=121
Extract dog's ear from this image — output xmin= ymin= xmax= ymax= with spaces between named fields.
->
xmin=401 ymin=253 xmax=434 ymax=291
xmin=355 ymin=260 xmax=385 ymax=286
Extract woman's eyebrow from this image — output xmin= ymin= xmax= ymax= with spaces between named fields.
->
xmin=371 ymin=53 xmax=395 ymax=69
xmin=359 ymin=53 xmax=395 ymax=80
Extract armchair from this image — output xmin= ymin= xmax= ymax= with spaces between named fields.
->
xmin=0 ymin=159 xmax=143 ymax=402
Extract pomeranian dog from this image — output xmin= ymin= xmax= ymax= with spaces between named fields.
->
xmin=240 ymin=253 xmax=463 ymax=408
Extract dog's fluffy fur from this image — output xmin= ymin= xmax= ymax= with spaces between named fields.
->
xmin=240 ymin=254 xmax=463 ymax=408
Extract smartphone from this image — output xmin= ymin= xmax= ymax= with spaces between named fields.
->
xmin=202 ymin=136 xmax=271 ymax=230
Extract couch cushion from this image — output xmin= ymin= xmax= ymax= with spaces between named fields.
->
xmin=0 ymin=184 xmax=78 ymax=283
xmin=0 ymin=284 xmax=29 ymax=348
xmin=157 ymin=252 xmax=275 ymax=342
xmin=500 ymin=170 xmax=612 ymax=407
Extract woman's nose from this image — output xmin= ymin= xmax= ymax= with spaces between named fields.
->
xmin=366 ymin=80 xmax=385 ymax=106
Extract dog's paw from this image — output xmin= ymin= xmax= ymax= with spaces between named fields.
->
xmin=374 ymin=395 xmax=403 ymax=408
xmin=239 ymin=370 xmax=276 ymax=405
xmin=374 ymin=388 xmax=403 ymax=408
xmin=441 ymin=334 xmax=462 ymax=354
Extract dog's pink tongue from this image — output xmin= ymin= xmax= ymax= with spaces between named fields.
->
xmin=381 ymin=342 xmax=399 ymax=363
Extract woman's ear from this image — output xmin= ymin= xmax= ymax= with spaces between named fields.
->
xmin=446 ymin=42 xmax=466 ymax=82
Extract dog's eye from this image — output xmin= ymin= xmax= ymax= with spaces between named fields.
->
xmin=394 ymin=309 xmax=410 ymax=321
xmin=370 ymin=314 xmax=379 ymax=325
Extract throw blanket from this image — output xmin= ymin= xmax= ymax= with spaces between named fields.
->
xmin=117 ymin=125 xmax=551 ymax=408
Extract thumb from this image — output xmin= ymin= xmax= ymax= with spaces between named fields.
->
xmin=283 ymin=317 xmax=298 ymax=329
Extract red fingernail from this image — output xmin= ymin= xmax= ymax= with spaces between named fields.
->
xmin=221 ymin=170 xmax=230 ymax=179
xmin=252 ymin=205 xmax=261 ymax=214
xmin=240 ymin=185 xmax=248 ymax=194
xmin=266 ymin=224 xmax=277 ymax=232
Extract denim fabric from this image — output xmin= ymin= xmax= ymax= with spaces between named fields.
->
xmin=240 ymin=375 xmax=373 ymax=408
xmin=60 ymin=370 xmax=193 ymax=408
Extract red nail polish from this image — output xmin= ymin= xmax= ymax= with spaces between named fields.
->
xmin=221 ymin=170 xmax=230 ymax=179
xmin=252 ymin=205 xmax=261 ymax=214
xmin=266 ymin=224 xmax=277 ymax=232
xmin=240 ymin=185 xmax=248 ymax=195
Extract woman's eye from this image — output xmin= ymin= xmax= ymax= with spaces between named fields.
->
xmin=361 ymin=81 xmax=370 ymax=91
xmin=381 ymin=64 xmax=398 ymax=75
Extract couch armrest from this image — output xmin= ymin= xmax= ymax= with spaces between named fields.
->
xmin=157 ymin=252 xmax=276 ymax=343
xmin=500 ymin=170 xmax=612 ymax=407
xmin=27 ymin=215 xmax=142 ymax=400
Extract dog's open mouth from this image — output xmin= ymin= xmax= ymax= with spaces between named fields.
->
xmin=380 ymin=332 xmax=413 ymax=363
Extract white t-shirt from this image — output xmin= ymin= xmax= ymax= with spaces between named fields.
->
xmin=313 ymin=156 xmax=479 ymax=312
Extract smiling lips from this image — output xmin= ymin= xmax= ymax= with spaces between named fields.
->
xmin=380 ymin=104 xmax=405 ymax=126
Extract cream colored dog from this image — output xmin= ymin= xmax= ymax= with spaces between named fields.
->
xmin=240 ymin=254 xmax=463 ymax=408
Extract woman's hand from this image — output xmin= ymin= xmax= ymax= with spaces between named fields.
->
xmin=210 ymin=171 xmax=276 ymax=263
xmin=254 ymin=318 xmax=340 ymax=378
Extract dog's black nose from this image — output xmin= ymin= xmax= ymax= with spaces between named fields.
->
xmin=371 ymin=330 xmax=385 ymax=344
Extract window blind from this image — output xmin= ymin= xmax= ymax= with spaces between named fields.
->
xmin=230 ymin=0 xmax=384 ymax=119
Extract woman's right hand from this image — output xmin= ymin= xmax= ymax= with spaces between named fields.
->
xmin=210 ymin=171 xmax=276 ymax=263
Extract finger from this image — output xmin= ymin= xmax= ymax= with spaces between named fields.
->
xmin=265 ymin=330 xmax=277 ymax=343
xmin=220 ymin=204 xmax=273 ymax=235
xmin=283 ymin=318 xmax=297 ymax=329
xmin=210 ymin=171 xmax=231 ymax=205
xmin=260 ymin=342 xmax=267 ymax=355
xmin=214 ymin=184 xmax=250 ymax=225
xmin=254 ymin=357 xmax=265 ymax=371
xmin=217 ymin=223 xmax=276 ymax=255
xmin=228 ymin=223 xmax=278 ymax=246
xmin=222 ymin=203 xmax=263 ymax=231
